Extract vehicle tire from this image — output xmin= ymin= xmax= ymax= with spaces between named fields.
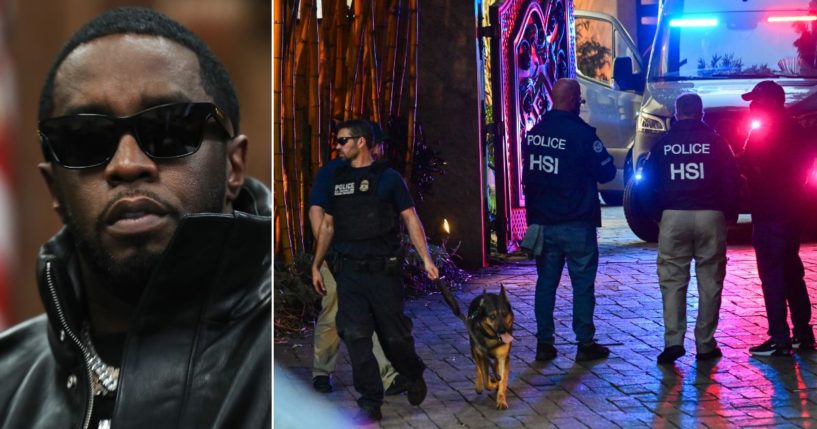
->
xmin=600 ymin=190 xmax=624 ymax=206
xmin=623 ymin=178 xmax=659 ymax=242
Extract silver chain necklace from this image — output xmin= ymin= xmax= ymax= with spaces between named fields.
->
xmin=81 ymin=325 xmax=120 ymax=397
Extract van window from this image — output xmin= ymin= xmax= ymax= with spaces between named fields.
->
xmin=615 ymin=29 xmax=641 ymax=74
xmin=651 ymin=11 xmax=817 ymax=80
xmin=576 ymin=17 xmax=614 ymax=85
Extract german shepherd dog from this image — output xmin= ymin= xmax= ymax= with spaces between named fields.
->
xmin=438 ymin=282 xmax=514 ymax=409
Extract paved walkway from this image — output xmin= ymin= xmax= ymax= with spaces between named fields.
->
xmin=275 ymin=207 xmax=817 ymax=428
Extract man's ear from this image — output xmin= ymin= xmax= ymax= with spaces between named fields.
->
xmin=357 ymin=136 xmax=368 ymax=152
xmin=38 ymin=162 xmax=65 ymax=222
xmin=225 ymin=135 xmax=248 ymax=207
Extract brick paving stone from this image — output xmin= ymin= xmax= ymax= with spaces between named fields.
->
xmin=275 ymin=208 xmax=817 ymax=427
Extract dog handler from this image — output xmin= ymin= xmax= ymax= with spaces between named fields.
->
xmin=520 ymin=78 xmax=616 ymax=362
xmin=641 ymin=93 xmax=741 ymax=364
xmin=308 ymin=122 xmax=405 ymax=396
xmin=311 ymin=119 xmax=438 ymax=424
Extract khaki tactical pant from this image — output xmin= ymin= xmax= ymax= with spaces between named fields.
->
xmin=657 ymin=210 xmax=726 ymax=354
xmin=312 ymin=262 xmax=398 ymax=388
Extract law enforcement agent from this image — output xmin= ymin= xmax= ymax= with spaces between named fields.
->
xmin=520 ymin=78 xmax=616 ymax=362
xmin=641 ymin=93 xmax=740 ymax=364
xmin=741 ymin=80 xmax=816 ymax=356
xmin=308 ymin=121 xmax=404 ymax=395
xmin=311 ymin=119 xmax=439 ymax=423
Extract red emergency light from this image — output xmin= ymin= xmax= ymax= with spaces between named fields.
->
xmin=750 ymin=120 xmax=761 ymax=130
xmin=768 ymin=15 xmax=817 ymax=23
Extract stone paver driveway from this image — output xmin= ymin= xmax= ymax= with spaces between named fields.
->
xmin=275 ymin=208 xmax=817 ymax=428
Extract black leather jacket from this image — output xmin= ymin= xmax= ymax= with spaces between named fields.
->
xmin=0 ymin=177 xmax=271 ymax=429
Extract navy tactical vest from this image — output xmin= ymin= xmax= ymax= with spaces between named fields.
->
xmin=522 ymin=119 xmax=587 ymax=190
xmin=521 ymin=110 xmax=613 ymax=226
xmin=651 ymin=119 xmax=735 ymax=213
xmin=331 ymin=161 xmax=398 ymax=243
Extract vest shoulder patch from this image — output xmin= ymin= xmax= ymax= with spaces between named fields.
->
xmin=593 ymin=140 xmax=604 ymax=153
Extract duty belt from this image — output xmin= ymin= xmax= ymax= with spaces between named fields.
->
xmin=335 ymin=255 xmax=400 ymax=273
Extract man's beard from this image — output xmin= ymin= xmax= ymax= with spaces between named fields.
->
xmin=61 ymin=186 xmax=225 ymax=303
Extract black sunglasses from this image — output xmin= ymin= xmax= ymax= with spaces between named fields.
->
xmin=335 ymin=135 xmax=361 ymax=145
xmin=38 ymin=102 xmax=234 ymax=169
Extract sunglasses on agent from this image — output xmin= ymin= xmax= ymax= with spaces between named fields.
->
xmin=335 ymin=135 xmax=361 ymax=146
xmin=38 ymin=102 xmax=235 ymax=169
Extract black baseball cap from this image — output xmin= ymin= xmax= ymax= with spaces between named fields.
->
xmin=741 ymin=80 xmax=785 ymax=105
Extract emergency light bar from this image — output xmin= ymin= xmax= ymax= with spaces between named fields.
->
xmin=669 ymin=17 xmax=718 ymax=28
xmin=768 ymin=16 xmax=817 ymax=23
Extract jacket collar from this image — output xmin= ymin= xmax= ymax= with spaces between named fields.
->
xmin=36 ymin=177 xmax=272 ymax=370
xmin=545 ymin=109 xmax=581 ymax=121
xmin=671 ymin=119 xmax=708 ymax=131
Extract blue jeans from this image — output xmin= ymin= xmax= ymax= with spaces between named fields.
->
xmin=752 ymin=221 xmax=813 ymax=344
xmin=534 ymin=223 xmax=599 ymax=345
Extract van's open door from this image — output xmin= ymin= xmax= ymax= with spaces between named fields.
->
xmin=575 ymin=9 xmax=644 ymax=204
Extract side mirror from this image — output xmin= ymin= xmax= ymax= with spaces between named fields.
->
xmin=613 ymin=57 xmax=643 ymax=92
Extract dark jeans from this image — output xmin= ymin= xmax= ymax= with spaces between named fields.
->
xmin=534 ymin=222 xmax=599 ymax=345
xmin=335 ymin=266 xmax=425 ymax=410
xmin=752 ymin=221 xmax=813 ymax=344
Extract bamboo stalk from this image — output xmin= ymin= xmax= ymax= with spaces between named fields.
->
xmin=319 ymin=0 xmax=338 ymax=165
xmin=394 ymin=0 xmax=410 ymax=118
xmin=273 ymin=0 xmax=291 ymax=261
xmin=331 ymin=0 xmax=349 ymax=121
xmin=291 ymin=2 xmax=317 ymax=255
xmin=374 ymin=0 xmax=387 ymax=71
xmin=283 ymin=2 xmax=303 ymax=260
xmin=382 ymin=0 xmax=401 ymax=118
xmin=308 ymin=0 xmax=321 ymax=210
xmin=367 ymin=0 xmax=381 ymax=124
xmin=404 ymin=0 xmax=418 ymax=181
xmin=359 ymin=46 xmax=369 ymax=117
xmin=344 ymin=0 xmax=367 ymax=120
xmin=279 ymin=0 xmax=303 ymax=265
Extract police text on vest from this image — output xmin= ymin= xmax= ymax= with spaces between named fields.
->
xmin=334 ymin=183 xmax=355 ymax=195
xmin=664 ymin=143 xmax=709 ymax=155
xmin=527 ymin=135 xmax=566 ymax=149
xmin=670 ymin=163 xmax=704 ymax=180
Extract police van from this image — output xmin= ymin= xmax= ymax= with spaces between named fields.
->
xmin=611 ymin=0 xmax=817 ymax=241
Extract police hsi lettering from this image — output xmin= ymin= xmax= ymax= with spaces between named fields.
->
xmin=664 ymin=143 xmax=709 ymax=155
xmin=670 ymin=162 xmax=704 ymax=180
xmin=334 ymin=182 xmax=355 ymax=196
xmin=529 ymin=154 xmax=559 ymax=174
xmin=527 ymin=134 xmax=566 ymax=150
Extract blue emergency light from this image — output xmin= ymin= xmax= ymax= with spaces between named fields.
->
xmin=669 ymin=17 xmax=718 ymax=28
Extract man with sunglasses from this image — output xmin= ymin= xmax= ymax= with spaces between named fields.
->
xmin=0 ymin=7 xmax=270 ymax=428
xmin=312 ymin=119 xmax=438 ymax=423
xmin=308 ymin=120 xmax=407 ymax=396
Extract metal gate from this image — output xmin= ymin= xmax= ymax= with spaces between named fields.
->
xmin=487 ymin=0 xmax=576 ymax=253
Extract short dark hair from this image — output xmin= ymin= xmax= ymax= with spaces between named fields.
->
xmin=675 ymin=93 xmax=703 ymax=118
xmin=38 ymin=6 xmax=240 ymax=133
xmin=337 ymin=119 xmax=375 ymax=149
